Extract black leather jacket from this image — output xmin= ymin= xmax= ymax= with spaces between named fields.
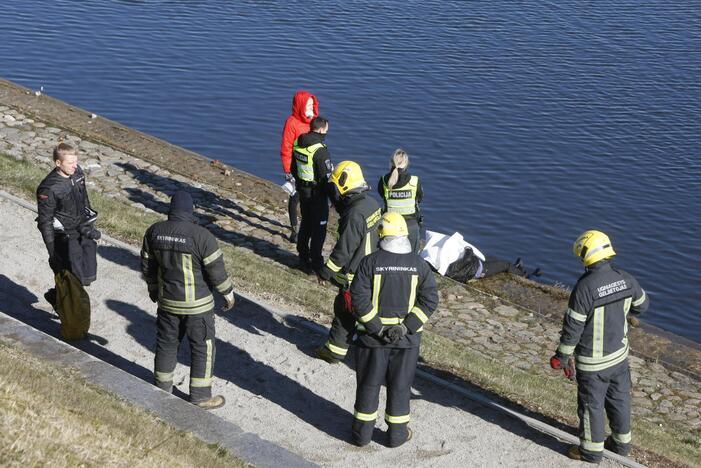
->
xmin=36 ymin=166 xmax=91 ymax=256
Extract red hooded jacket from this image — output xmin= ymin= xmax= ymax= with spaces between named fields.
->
xmin=280 ymin=90 xmax=319 ymax=173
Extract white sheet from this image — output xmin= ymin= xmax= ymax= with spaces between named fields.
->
xmin=420 ymin=230 xmax=485 ymax=275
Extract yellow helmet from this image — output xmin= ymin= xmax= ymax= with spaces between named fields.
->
xmin=573 ymin=230 xmax=616 ymax=266
xmin=330 ymin=160 xmax=366 ymax=196
xmin=378 ymin=212 xmax=408 ymax=238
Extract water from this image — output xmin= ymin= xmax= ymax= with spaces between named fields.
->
xmin=1 ymin=1 xmax=699 ymax=341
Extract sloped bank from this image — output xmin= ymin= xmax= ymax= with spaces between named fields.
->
xmin=1 ymin=78 xmax=699 ymax=466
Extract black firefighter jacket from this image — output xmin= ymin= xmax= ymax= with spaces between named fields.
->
xmin=140 ymin=211 xmax=233 ymax=315
xmin=36 ymin=166 xmax=92 ymax=256
xmin=557 ymin=261 xmax=649 ymax=372
xmin=319 ymin=190 xmax=382 ymax=287
xmin=350 ymin=248 xmax=439 ymax=348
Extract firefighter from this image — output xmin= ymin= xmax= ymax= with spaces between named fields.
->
xmin=291 ymin=116 xmax=334 ymax=271
xmin=314 ymin=161 xmax=382 ymax=363
xmin=378 ymin=149 xmax=423 ymax=253
xmin=37 ymin=143 xmax=101 ymax=307
xmin=550 ymin=230 xmax=649 ymax=463
xmin=349 ymin=212 xmax=438 ymax=447
xmin=141 ymin=191 xmax=236 ymax=410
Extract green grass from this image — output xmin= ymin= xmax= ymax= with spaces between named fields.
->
xmin=0 ymin=340 xmax=246 ymax=468
xmin=2 ymin=153 xmax=698 ymax=467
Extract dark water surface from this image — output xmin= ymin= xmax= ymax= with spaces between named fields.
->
xmin=2 ymin=1 xmax=699 ymax=341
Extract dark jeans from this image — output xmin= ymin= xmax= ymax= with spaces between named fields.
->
xmin=297 ymin=195 xmax=329 ymax=269
xmin=154 ymin=310 xmax=216 ymax=403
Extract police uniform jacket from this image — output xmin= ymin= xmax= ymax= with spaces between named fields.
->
xmin=350 ymin=247 xmax=439 ymax=348
xmin=557 ymin=260 xmax=649 ymax=372
xmin=319 ymin=190 xmax=381 ymax=287
xmin=36 ymin=166 xmax=91 ymax=255
xmin=141 ymin=210 xmax=233 ymax=315
xmin=291 ymin=131 xmax=333 ymax=200
xmin=378 ymin=169 xmax=424 ymax=221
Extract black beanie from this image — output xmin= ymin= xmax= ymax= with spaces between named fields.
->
xmin=169 ymin=190 xmax=193 ymax=215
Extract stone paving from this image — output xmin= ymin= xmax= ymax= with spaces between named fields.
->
xmin=1 ymin=105 xmax=699 ymax=441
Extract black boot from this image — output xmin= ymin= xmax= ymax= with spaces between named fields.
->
xmin=44 ymin=288 xmax=57 ymax=311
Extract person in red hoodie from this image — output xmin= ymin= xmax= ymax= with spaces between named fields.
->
xmin=281 ymin=90 xmax=319 ymax=242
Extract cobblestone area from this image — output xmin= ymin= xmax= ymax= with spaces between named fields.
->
xmin=1 ymin=105 xmax=699 ymax=438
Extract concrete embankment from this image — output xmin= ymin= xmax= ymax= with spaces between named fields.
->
xmin=1 ymin=77 xmax=699 ymax=466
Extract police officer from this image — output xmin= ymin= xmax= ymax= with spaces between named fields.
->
xmin=378 ymin=149 xmax=423 ymax=253
xmin=349 ymin=212 xmax=438 ymax=447
xmin=141 ymin=191 xmax=236 ymax=410
xmin=314 ymin=161 xmax=382 ymax=363
xmin=550 ymin=230 xmax=649 ymax=463
xmin=291 ymin=117 xmax=333 ymax=271
xmin=37 ymin=143 xmax=100 ymax=306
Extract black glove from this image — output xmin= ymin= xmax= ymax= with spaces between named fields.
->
xmin=284 ymin=172 xmax=295 ymax=182
xmin=384 ymin=324 xmax=408 ymax=344
xmin=79 ymin=225 xmax=101 ymax=240
xmin=48 ymin=255 xmax=61 ymax=273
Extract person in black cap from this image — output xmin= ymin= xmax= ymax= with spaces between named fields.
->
xmin=140 ymin=191 xmax=236 ymax=409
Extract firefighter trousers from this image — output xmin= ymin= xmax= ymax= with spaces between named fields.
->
xmin=154 ymin=309 xmax=216 ymax=403
xmin=576 ymin=359 xmax=632 ymax=462
xmin=352 ymin=345 xmax=420 ymax=447
xmin=323 ymin=291 xmax=356 ymax=360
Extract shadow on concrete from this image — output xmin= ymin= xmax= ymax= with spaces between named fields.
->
xmin=106 ymin=298 xmax=352 ymax=442
xmin=120 ymin=185 xmax=303 ymax=271
xmin=98 ymin=244 xmax=141 ymax=272
xmin=0 ymin=274 xmax=151 ymax=382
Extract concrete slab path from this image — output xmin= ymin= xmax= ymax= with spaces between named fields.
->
xmin=0 ymin=195 xmax=624 ymax=467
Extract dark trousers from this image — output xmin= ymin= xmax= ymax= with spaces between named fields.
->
xmin=406 ymin=218 xmax=421 ymax=254
xmin=352 ymin=345 xmax=420 ymax=447
xmin=481 ymin=256 xmax=526 ymax=278
xmin=53 ymin=232 xmax=97 ymax=286
xmin=297 ymin=195 xmax=329 ymax=270
xmin=323 ymin=291 xmax=356 ymax=360
xmin=288 ymin=191 xmax=299 ymax=229
xmin=154 ymin=310 xmax=216 ymax=403
xmin=576 ymin=360 xmax=632 ymax=462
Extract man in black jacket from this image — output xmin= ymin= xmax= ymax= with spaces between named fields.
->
xmin=550 ymin=230 xmax=649 ymax=463
xmin=350 ymin=212 xmax=438 ymax=447
xmin=314 ymin=161 xmax=381 ymax=364
xmin=292 ymin=117 xmax=334 ymax=271
xmin=37 ymin=143 xmax=100 ymax=306
xmin=141 ymin=191 xmax=235 ymax=410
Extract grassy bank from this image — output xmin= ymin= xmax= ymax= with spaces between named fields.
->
xmin=1 ymin=153 xmax=698 ymax=467
xmin=0 ymin=340 xmax=245 ymax=467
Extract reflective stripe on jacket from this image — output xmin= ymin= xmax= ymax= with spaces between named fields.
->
xmin=557 ymin=261 xmax=649 ymax=372
xmin=383 ymin=175 xmax=418 ymax=215
xmin=293 ymin=142 xmax=326 ymax=183
xmin=141 ymin=213 xmax=233 ymax=315
xmin=351 ymin=248 xmax=439 ymax=348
